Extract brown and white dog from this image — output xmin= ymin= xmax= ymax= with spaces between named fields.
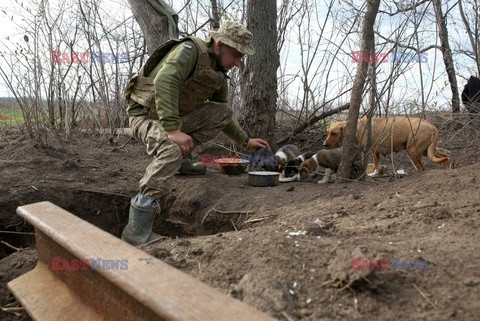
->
xmin=323 ymin=117 xmax=451 ymax=177
xmin=274 ymin=144 xmax=302 ymax=172
xmin=298 ymin=148 xmax=362 ymax=183
xmin=279 ymin=151 xmax=316 ymax=182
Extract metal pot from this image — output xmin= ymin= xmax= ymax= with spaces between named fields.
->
xmin=248 ymin=171 xmax=280 ymax=187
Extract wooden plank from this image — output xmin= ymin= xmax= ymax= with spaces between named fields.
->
xmin=8 ymin=201 xmax=277 ymax=321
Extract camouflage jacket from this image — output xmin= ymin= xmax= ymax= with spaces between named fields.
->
xmin=126 ymin=36 xmax=248 ymax=144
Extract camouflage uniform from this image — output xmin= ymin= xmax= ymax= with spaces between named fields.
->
xmin=126 ymin=35 xmax=251 ymax=199
xmin=128 ymin=102 xmax=235 ymax=198
xmin=121 ymin=21 xmax=256 ymax=245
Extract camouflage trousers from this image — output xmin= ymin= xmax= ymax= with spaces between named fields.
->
xmin=129 ymin=101 xmax=233 ymax=199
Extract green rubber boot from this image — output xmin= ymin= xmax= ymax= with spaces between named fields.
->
xmin=121 ymin=194 xmax=161 ymax=246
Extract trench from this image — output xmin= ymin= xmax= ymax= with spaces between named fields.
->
xmin=0 ymin=185 xmax=241 ymax=260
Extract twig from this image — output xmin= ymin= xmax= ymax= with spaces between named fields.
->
xmin=334 ymin=175 xmax=372 ymax=184
xmin=276 ymin=103 xmax=350 ymax=145
xmin=280 ymin=311 xmax=296 ymax=321
xmin=321 ymin=280 xmax=335 ymax=287
xmin=201 ymin=204 xmax=255 ymax=227
xmin=114 ymin=202 xmax=120 ymax=224
xmin=1 ymin=306 xmax=25 ymax=317
xmin=201 ymin=209 xmax=213 ymax=226
xmin=138 ymin=236 xmax=165 ymax=249
xmin=211 ymin=207 xmax=255 ymax=215
xmin=230 ymin=219 xmax=238 ymax=231
xmin=1 ymin=307 xmax=25 ymax=311
xmin=413 ymin=283 xmax=438 ymax=308
xmin=78 ymin=188 xmax=129 ymax=198
xmin=244 ymin=215 xmax=277 ymax=224
xmin=244 ymin=218 xmax=267 ymax=224
xmin=30 ymin=185 xmax=39 ymax=191
xmin=111 ymin=139 xmax=130 ymax=152
xmin=0 ymin=241 xmax=25 ymax=252
xmin=0 ymin=231 xmax=34 ymax=235
xmin=205 ymin=141 xmax=241 ymax=156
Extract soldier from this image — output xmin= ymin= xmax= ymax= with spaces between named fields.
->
xmin=462 ymin=75 xmax=480 ymax=121
xmin=122 ymin=21 xmax=269 ymax=245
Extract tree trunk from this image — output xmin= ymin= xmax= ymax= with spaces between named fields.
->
xmin=209 ymin=0 xmax=220 ymax=30
xmin=127 ymin=0 xmax=178 ymax=54
xmin=337 ymin=0 xmax=380 ymax=181
xmin=458 ymin=0 xmax=480 ymax=76
xmin=431 ymin=0 xmax=460 ymax=113
xmin=239 ymin=0 xmax=279 ymax=145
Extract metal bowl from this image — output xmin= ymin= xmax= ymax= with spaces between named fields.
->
xmin=248 ymin=171 xmax=280 ymax=187
xmin=215 ymin=158 xmax=249 ymax=175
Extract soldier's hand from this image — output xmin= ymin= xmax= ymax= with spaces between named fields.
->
xmin=167 ymin=130 xmax=193 ymax=156
xmin=246 ymin=138 xmax=270 ymax=149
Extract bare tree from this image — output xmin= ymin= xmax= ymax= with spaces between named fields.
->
xmin=431 ymin=0 xmax=460 ymax=113
xmin=3 ymin=0 xmax=478 ymax=153
xmin=0 ymin=0 xmax=145 ymax=145
xmin=275 ymin=0 xmax=355 ymax=145
xmin=126 ymin=0 xmax=178 ymax=53
xmin=337 ymin=0 xmax=381 ymax=181
xmin=209 ymin=0 xmax=220 ymax=29
xmin=239 ymin=0 xmax=279 ymax=145
xmin=458 ymin=0 xmax=480 ymax=76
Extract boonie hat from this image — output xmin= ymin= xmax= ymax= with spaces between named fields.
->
xmin=209 ymin=20 xmax=255 ymax=55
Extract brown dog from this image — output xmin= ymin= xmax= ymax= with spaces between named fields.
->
xmin=298 ymin=147 xmax=363 ymax=183
xmin=298 ymin=149 xmax=342 ymax=183
xmin=323 ymin=117 xmax=450 ymax=177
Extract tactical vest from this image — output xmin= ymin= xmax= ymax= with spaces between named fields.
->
xmin=125 ymin=36 xmax=227 ymax=119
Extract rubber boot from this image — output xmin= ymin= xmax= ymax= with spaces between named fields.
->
xmin=177 ymin=157 xmax=207 ymax=175
xmin=121 ymin=194 xmax=161 ymax=246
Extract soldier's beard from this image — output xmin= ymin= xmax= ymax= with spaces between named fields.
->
xmin=214 ymin=49 xmax=229 ymax=73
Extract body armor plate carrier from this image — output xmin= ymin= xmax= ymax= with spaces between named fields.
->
xmin=125 ymin=37 xmax=227 ymax=120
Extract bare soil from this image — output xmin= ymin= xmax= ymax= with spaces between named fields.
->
xmin=0 ymin=114 xmax=479 ymax=321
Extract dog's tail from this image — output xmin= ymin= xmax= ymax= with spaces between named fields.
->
xmin=427 ymin=127 xmax=451 ymax=169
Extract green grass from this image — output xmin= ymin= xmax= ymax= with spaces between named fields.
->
xmin=314 ymin=119 xmax=333 ymax=128
xmin=0 ymin=105 xmax=25 ymax=127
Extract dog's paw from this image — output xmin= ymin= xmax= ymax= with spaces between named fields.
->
xmin=279 ymin=173 xmax=300 ymax=183
xmin=368 ymin=171 xmax=380 ymax=178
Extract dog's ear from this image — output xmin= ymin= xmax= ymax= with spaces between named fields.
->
xmin=339 ymin=123 xmax=346 ymax=140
